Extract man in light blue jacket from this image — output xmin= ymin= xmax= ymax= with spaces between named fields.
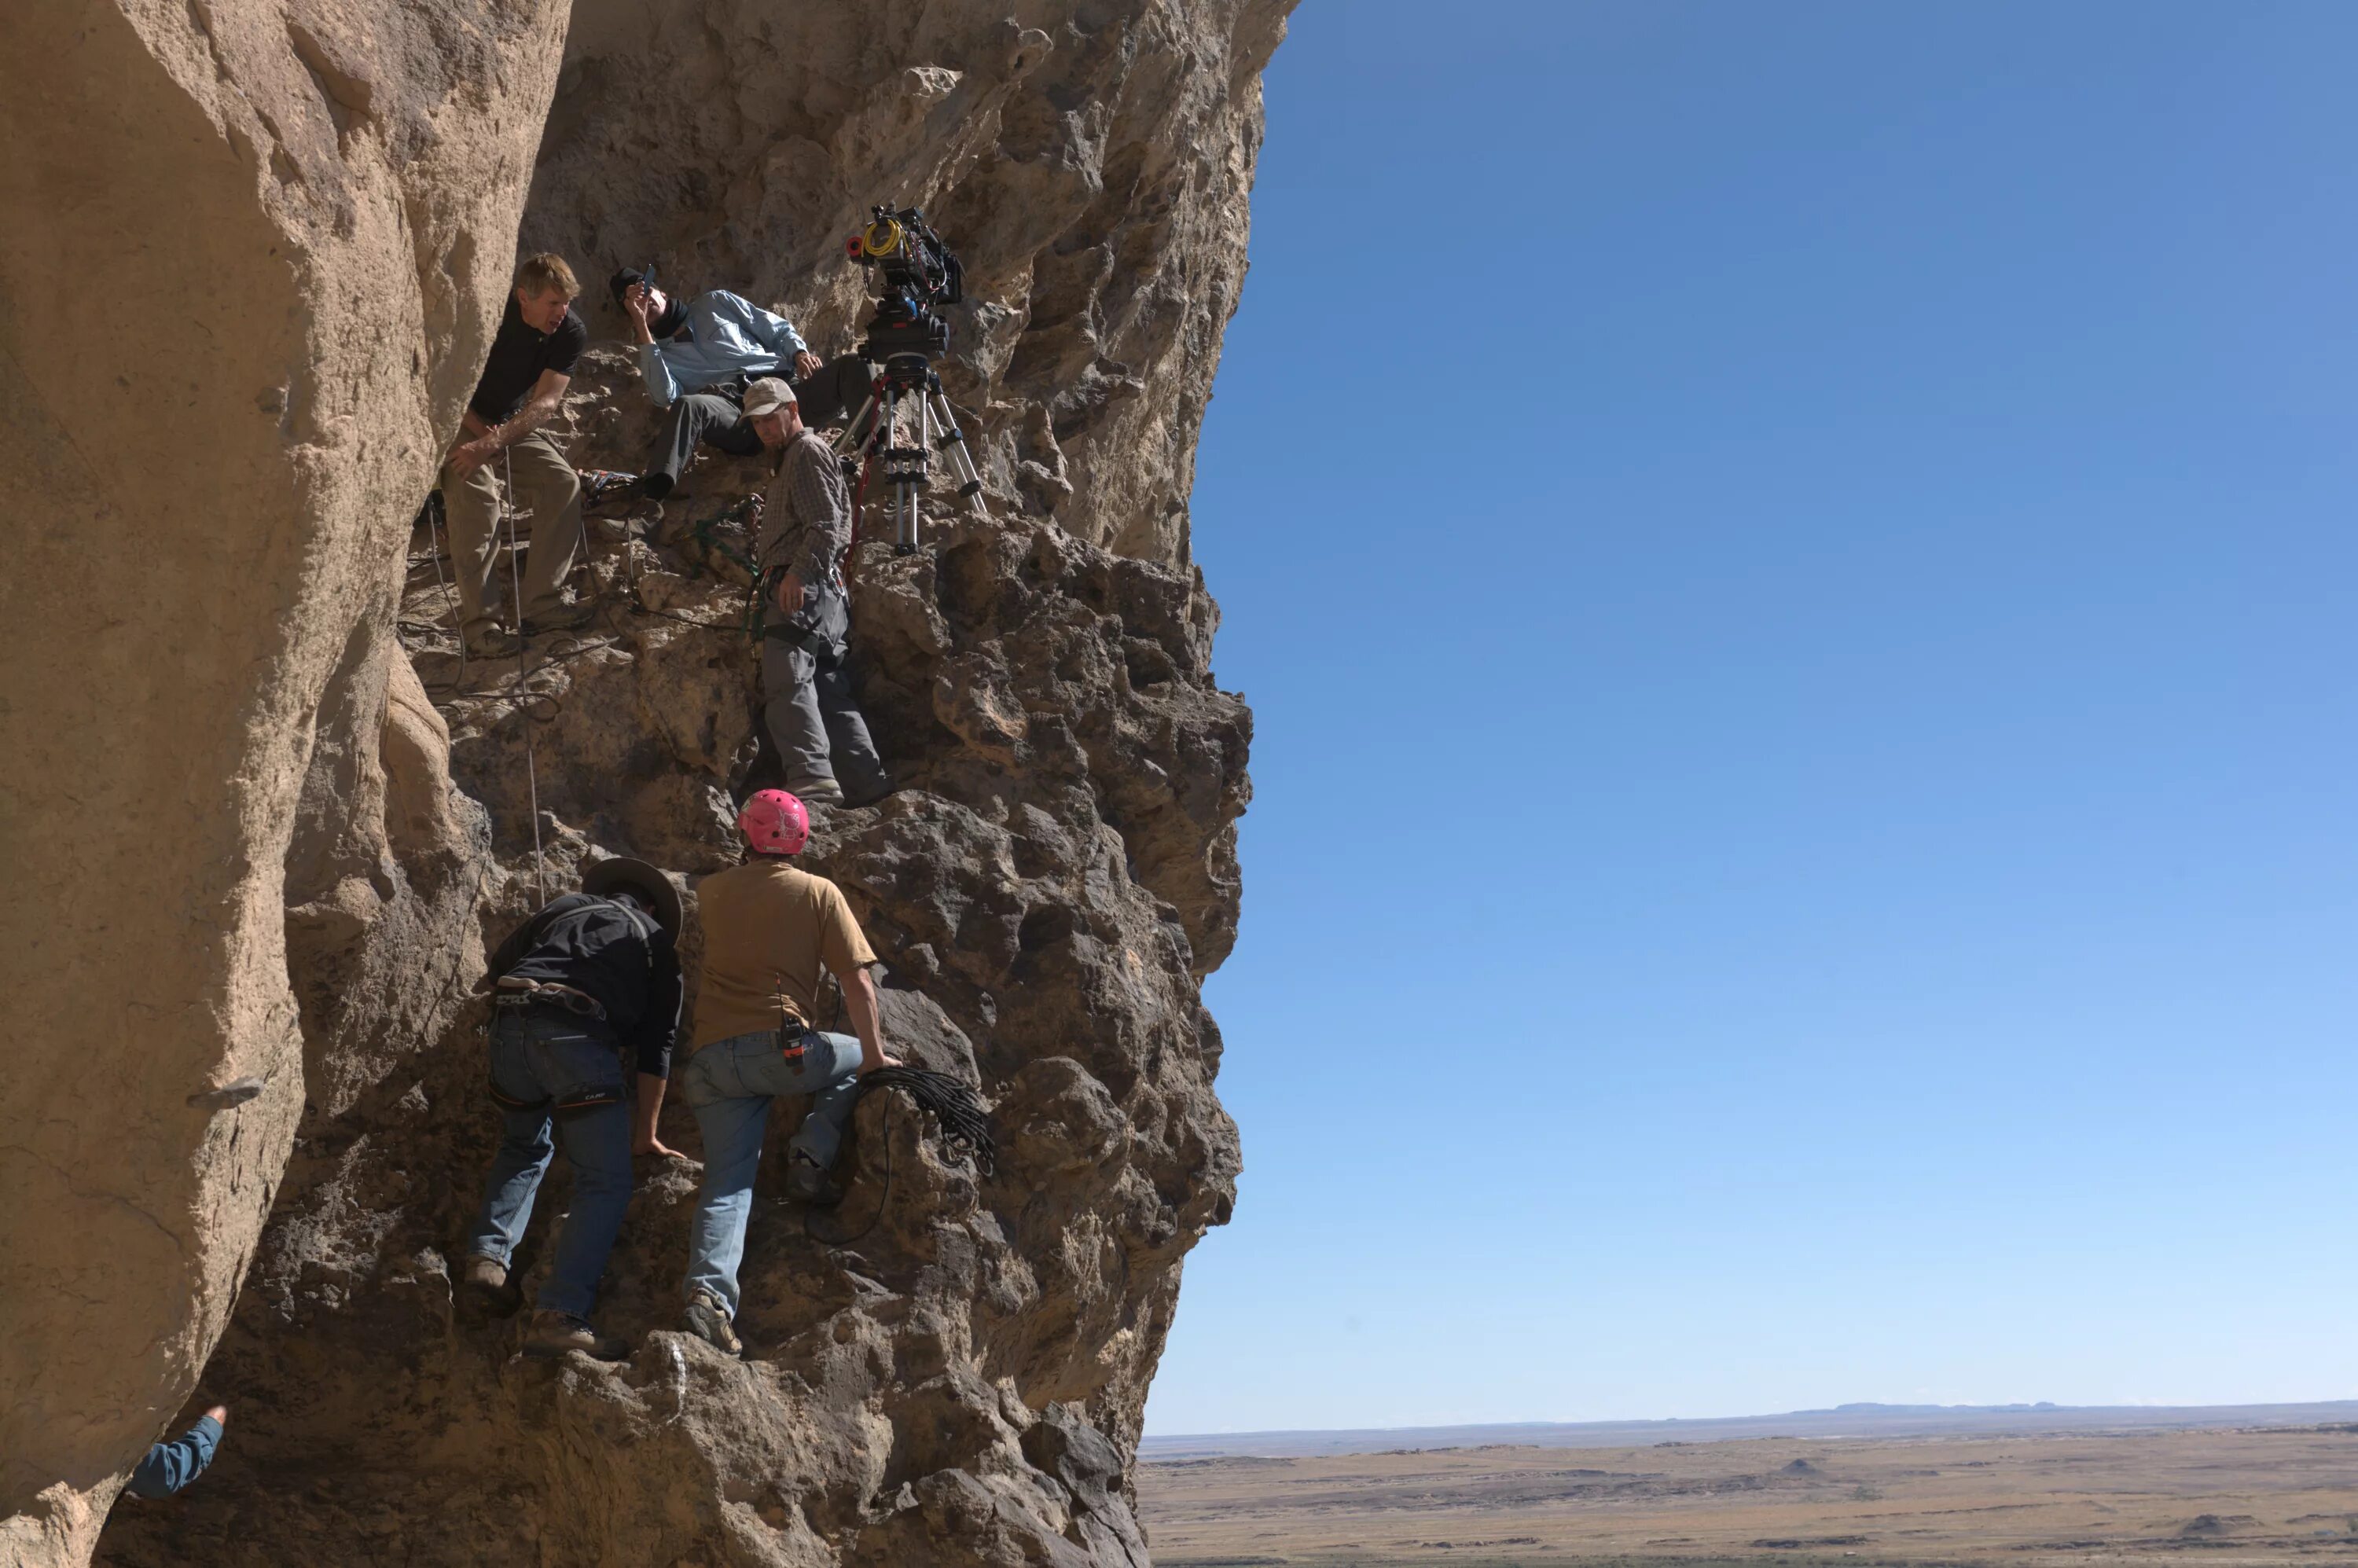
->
xmin=611 ymin=269 xmax=875 ymax=501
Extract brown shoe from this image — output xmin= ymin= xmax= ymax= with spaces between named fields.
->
xmin=462 ymin=621 xmax=523 ymax=659
xmin=786 ymin=776 xmax=845 ymax=807
xmin=523 ymin=1309 xmax=630 ymax=1362
xmin=459 ymin=1254 xmax=520 ymax=1318
xmin=681 ymin=1290 xmax=742 ymax=1357
xmin=522 ymin=600 xmax=596 ymax=636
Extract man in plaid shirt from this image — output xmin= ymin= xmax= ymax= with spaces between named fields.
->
xmin=741 ymin=377 xmax=888 ymax=807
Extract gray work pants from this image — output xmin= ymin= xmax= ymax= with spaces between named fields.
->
xmin=761 ymin=586 xmax=885 ymax=799
xmin=439 ymin=428 xmax=582 ymax=632
xmin=645 ymin=357 xmax=876 ymax=495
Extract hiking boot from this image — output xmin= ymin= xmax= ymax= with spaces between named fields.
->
xmin=522 ymin=601 xmax=596 ymax=637
xmin=457 ymin=1254 xmax=522 ymax=1318
xmin=787 ymin=777 xmax=845 ymax=807
xmin=462 ymin=621 xmax=523 ymax=659
xmin=522 ymin=1309 xmax=630 ymax=1362
xmin=785 ymin=1151 xmax=839 ymax=1208
xmin=681 ymin=1291 xmax=742 ymax=1357
xmin=842 ymin=777 xmax=894 ymax=810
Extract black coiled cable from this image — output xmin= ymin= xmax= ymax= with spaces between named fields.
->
xmin=806 ymin=1067 xmax=996 ymax=1248
xmin=855 ymin=1067 xmax=996 ymax=1173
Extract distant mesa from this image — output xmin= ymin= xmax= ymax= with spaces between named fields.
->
xmin=2180 ymin=1514 xmax=2258 ymax=1537
xmin=1780 ymin=1459 xmax=1824 ymax=1474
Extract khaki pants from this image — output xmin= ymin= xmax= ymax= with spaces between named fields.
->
xmin=440 ymin=428 xmax=582 ymax=632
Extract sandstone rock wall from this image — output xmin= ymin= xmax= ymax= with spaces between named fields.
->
xmin=5 ymin=2 xmax=1285 ymax=1563
xmin=526 ymin=0 xmax=1287 ymax=566
xmin=0 ymin=2 xmax=567 ymax=1561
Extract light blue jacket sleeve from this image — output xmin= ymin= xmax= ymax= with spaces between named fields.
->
xmin=637 ymin=341 xmax=684 ymax=408
xmin=733 ymin=293 xmax=808 ymax=360
xmin=127 ymin=1415 xmax=222 ymax=1500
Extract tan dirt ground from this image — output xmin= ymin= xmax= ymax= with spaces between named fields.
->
xmin=1136 ymin=1427 xmax=2358 ymax=1567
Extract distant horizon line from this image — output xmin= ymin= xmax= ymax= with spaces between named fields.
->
xmin=1140 ymin=1394 xmax=2358 ymax=1449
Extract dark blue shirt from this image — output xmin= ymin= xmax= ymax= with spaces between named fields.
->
xmin=128 ymin=1414 xmax=222 ymax=1499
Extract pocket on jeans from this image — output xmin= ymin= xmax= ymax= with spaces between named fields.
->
xmin=541 ymin=1036 xmax=626 ymax=1111
xmin=678 ymin=1048 xmax=724 ymax=1108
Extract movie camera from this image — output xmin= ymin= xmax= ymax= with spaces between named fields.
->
xmin=835 ymin=205 xmax=982 ymax=554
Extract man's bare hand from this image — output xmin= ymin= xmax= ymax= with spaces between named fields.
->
xmin=624 ymin=284 xmax=654 ymax=342
xmin=773 ymin=568 xmax=805 ymax=614
xmin=447 ymin=436 xmax=498 ymax=479
xmin=858 ymin=1052 xmax=903 ymax=1077
xmin=634 ymin=1133 xmax=688 ymax=1160
xmin=204 ymin=1405 xmax=228 ymax=1427
xmin=793 ymin=350 xmax=823 ymax=380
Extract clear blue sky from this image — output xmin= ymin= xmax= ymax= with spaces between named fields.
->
xmin=1150 ymin=0 xmax=2358 ymax=1436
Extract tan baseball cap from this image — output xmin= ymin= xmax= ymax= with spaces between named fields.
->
xmin=742 ymin=376 xmax=797 ymax=417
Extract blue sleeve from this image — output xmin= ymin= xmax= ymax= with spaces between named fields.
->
xmin=637 ymin=341 xmax=682 ymax=408
xmin=127 ymin=1415 xmax=222 ymax=1499
xmin=735 ymin=293 xmax=807 ymax=359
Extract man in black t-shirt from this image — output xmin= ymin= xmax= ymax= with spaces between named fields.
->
xmin=440 ymin=253 xmax=592 ymax=658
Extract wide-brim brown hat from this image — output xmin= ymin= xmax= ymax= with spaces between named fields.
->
xmin=581 ymin=855 xmax=684 ymax=936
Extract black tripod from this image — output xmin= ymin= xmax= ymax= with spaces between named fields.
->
xmin=832 ymin=351 xmax=982 ymax=554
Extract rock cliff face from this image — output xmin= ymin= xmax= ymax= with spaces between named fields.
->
xmin=2 ymin=1 xmax=1284 ymax=1565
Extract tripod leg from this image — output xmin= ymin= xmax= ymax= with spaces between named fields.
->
xmin=883 ymin=384 xmax=906 ymax=552
xmin=902 ymin=395 xmax=930 ymax=554
xmin=832 ymin=392 xmax=880 ymax=461
xmin=927 ymin=390 xmax=985 ymax=501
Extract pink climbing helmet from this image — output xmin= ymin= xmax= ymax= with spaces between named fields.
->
xmin=738 ymin=789 xmax=811 ymax=857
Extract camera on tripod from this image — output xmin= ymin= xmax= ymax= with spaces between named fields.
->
xmin=846 ymin=206 xmax=964 ymax=362
xmin=833 ymin=204 xmax=984 ymax=555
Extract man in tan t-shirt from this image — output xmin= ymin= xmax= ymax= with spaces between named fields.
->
xmin=678 ymin=788 xmax=896 ymax=1355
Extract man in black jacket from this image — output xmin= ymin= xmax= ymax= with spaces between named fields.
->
xmin=457 ymin=857 xmax=683 ymax=1360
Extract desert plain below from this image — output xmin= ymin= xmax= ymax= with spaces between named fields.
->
xmin=1137 ymin=1417 xmax=2358 ymax=1568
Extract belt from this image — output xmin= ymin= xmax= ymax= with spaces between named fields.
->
xmin=493 ymin=976 xmax=608 ymax=1022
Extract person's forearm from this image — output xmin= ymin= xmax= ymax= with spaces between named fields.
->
xmin=841 ymin=969 xmax=888 ymax=1070
xmin=633 ymin=1072 xmax=667 ymax=1145
xmin=636 ymin=343 xmax=678 ymax=408
xmin=484 ymin=393 xmax=562 ymax=450
xmin=461 ymin=409 xmax=492 ymax=439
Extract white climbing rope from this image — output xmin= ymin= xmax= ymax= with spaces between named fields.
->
xmin=500 ymin=446 xmax=549 ymax=909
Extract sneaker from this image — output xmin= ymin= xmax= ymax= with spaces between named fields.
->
xmin=681 ymin=1290 xmax=742 ymax=1357
xmin=458 ymin=1254 xmax=520 ymax=1317
xmin=462 ymin=622 xmax=523 ymax=659
xmin=785 ymin=1151 xmax=839 ymax=1207
xmin=522 ymin=1309 xmax=630 ymax=1361
xmin=787 ymin=777 xmax=845 ymax=807
xmin=522 ymin=601 xmax=597 ymax=636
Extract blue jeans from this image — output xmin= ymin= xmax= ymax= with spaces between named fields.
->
xmin=463 ymin=1010 xmax=634 ymax=1318
xmin=680 ymin=1028 xmax=864 ymax=1314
